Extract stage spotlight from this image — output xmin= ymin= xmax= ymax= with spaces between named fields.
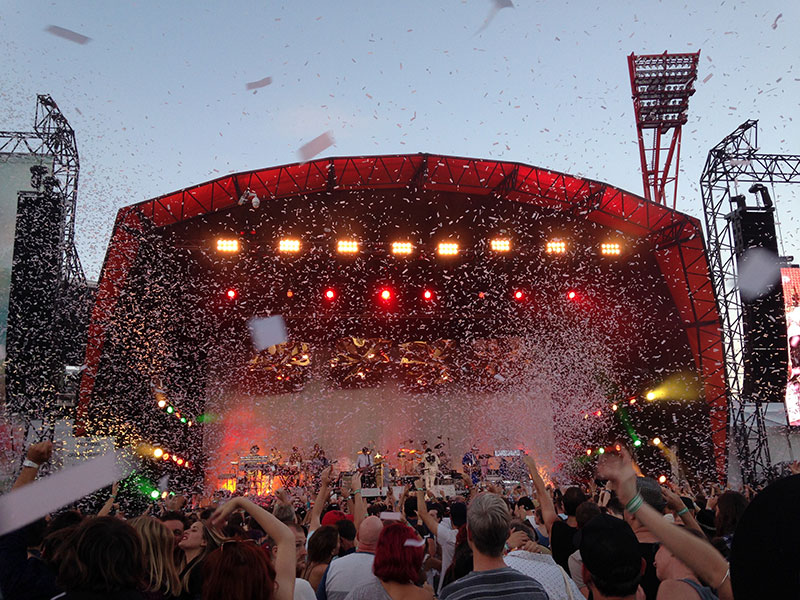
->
xmin=633 ymin=439 xmax=642 ymax=447
xmin=629 ymin=398 xmax=637 ymax=405
xmin=646 ymin=391 xmax=656 ymax=401
xmin=611 ymin=403 xmax=618 ymax=412
xmin=216 ymin=238 xmax=240 ymax=253
xmin=513 ymin=290 xmax=525 ymax=301
xmin=166 ymin=406 xmax=174 ymax=414
xmin=337 ymin=239 xmax=359 ymax=254
xmin=490 ymin=238 xmax=511 ymax=252
xmin=324 ymin=288 xmax=337 ymax=301
xmin=184 ymin=461 xmax=191 ymax=468
xmin=278 ymin=238 xmax=301 ymax=253
xmin=597 ymin=447 xmax=605 ymax=454
xmin=157 ymin=399 xmax=166 ymax=409
xmin=422 ymin=289 xmax=434 ymax=301
xmin=149 ymin=490 xmax=160 ymax=500
xmin=162 ymin=453 xmax=170 ymax=460
xmin=176 ymin=458 xmax=184 ymax=466
xmin=658 ymin=475 xmax=667 ymax=484
xmin=286 ymin=289 xmax=294 ymax=298
xmin=652 ymin=437 xmax=662 ymax=446
xmin=226 ymin=289 xmax=237 ymax=300
xmin=379 ymin=288 xmax=393 ymax=301
xmin=437 ymin=242 xmax=459 ymax=256
xmin=546 ymin=240 xmax=567 ymax=254
xmin=600 ymin=242 xmax=621 ymax=256
xmin=153 ymin=448 xmax=164 ymax=458
xmin=567 ymin=290 xmax=577 ymax=300
xmin=391 ymin=241 xmax=414 ymax=255
xmin=586 ymin=449 xmax=592 ymax=456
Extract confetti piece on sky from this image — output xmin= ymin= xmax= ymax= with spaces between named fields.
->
xmin=44 ymin=25 xmax=91 ymax=45
xmin=297 ymin=131 xmax=335 ymax=162
xmin=0 ymin=450 xmax=132 ymax=536
xmin=772 ymin=13 xmax=782 ymax=30
xmin=246 ymin=77 xmax=273 ymax=90
xmin=702 ymin=73 xmax=713 ymax=83
xmin=248 ymin=315 xmax=288 ymax=351
xmin=737 ymin=247 xmax=781 ymax=301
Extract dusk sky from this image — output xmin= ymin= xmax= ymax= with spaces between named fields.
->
xmin=2 ymin=0 xmax=798 ymax=277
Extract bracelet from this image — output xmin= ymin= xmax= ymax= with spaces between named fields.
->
xmin=625 ymin=492 xmax=644 ymax=514
xmin=416 ymin=488 xmax=425 ymax=491
xmin=676 ymin=507 xmax=689 ymax=516
xmin=22 ymin=459 xmax=41 ymax=469
xmin=353 ymin=489 xmax=361 ymax=495
xmin=716 ymin=566 xmax=730 ymax=589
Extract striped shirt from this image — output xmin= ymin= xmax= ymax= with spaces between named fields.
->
xmin=439 ymin=567 xmax=550 ymax=600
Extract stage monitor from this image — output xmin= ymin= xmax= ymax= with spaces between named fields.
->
xmin=781 ymin=267 xmax=800 ymax=426
xmin=0 ymin=153 xmax=54 ymax=400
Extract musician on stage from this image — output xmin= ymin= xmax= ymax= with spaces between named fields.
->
xmin=422 ymin=447 xmax=440 ymax=490
xmin=288 ymin=446 xmax=303 ymax=464
xmin=462 ymin=445 xmax=480 ymax=485
xmin=356 ymin=446 xmax=375 ymax=486
xmin=249 ymin=444 xmax=261 ymax=456
xmin=268 ymin=446 xmax=282 ymax=463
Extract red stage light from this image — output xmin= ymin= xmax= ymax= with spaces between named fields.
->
xmin=380 ymin=288 xmax=392 ymax=301
xmin=567 ymin=290 xmax=577 ymax=300
xmin=422 ymin=289 xmax=433 ymax=300
xmin=176 ymin=458 xmax=184 ymax=466
xmin=226 ymin=289 xmax=237 ymax=300
xmin=514 ymin=290 xmax=524 ymax=301
xmin=324 ymin=288 xmax=336 ymax=300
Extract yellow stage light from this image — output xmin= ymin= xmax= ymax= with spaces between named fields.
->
xmin=646 ymin=391 xmax=656 ymax=401
xmin=652 ymin=437 xmax=662 ymax=446
xmin=546 ymin=240 xmax=567 ymax=254
xmin=153 ymin=448 xmax=164 ymax=458
xmin=278 ymin=238 xmax=301 ymax=253
xmin=601 ymin=242 xmax=621 ymax=256
xmin=216 ymin=238 xmax=240 ymax=253
xmin=391 ymin=241 xmax=414 ymax=255
xmin=337 ymin=240 xmax=359 ymax=254
xmin=658 ymin=475 xmax=667 ymax=484
xmin=437 ymin=242 xmax=459 ymax=256
xmin=490 ymin=238 xmax=511 ymax=252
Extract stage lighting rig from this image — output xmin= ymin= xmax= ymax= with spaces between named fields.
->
xmin=216 ymin=238 xmax=240 ymax=253
xmin=490 ymin=238 xmax=511 ymax=252
xmin=337 ymin=239 xmax=359 ymax=254
xmin=546 ymin=240 xmax=567 ymax=254
xmin=600 ymin=242 xmax=621 ymax=256
xmin=437 ymin=242 xmax=459 ymax=256
xmin=391 ymin=241 xmax=414 ymax=255
xmin=278 ymin=238 xmax=301 ymax=253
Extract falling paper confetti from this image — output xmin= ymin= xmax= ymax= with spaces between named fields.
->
xmin=248 ymin=315 xmax=288 ymax=351
xmin=772 ymin=13 xmax=783 ymax=30
xmin=298 ymin=131 xmax=335 ymax=162
xmin=246 ymin=77 xmax=273 ymax=90
xmin=44 ymin=25 xmax=91 ymax=45
xmin=737 ymin=247 xmax=781 ymax=301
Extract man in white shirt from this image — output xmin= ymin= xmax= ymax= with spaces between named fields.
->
xmin=504 ymin=521 xmax=583 ymax=600
xmin=317 ymin=515 xmax=384 ymax=600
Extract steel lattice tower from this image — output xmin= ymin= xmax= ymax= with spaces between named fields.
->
xmin=628 ymin=51 xmax=700 ymax=208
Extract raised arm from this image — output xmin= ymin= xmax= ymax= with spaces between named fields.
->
xmin=97 ymin=481 xmax=119 ymax=517
xmin=661 ymin=485 xmax=703 ymax=536
xmin=350 ymin=472 xmax=367 ymax=529
xmin=212 ymin=497 xmax=296 ymax=600
xmin=522 ymin=453 xmax=558 ymax=536
xmin=12 ymin=441 xmax=52 ymax=490
xmin=414 ymin=478 xmax=439 ymax=536
xmin=598 ymin=450 xmax=732 ymax=600
xmin=310 ymin=465 xmax=334 ymax=532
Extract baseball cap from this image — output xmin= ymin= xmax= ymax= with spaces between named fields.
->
xmin=321 ymin=510 xmax=354 ymax=527
xmin=516 ymin=496 xmax=536 ymax=511
xmin=579 ymin=514 xmax=642 ymax=588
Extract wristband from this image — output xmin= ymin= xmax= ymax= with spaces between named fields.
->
xmin=22 ymin=459 xmax=41 ymax=469
xmin=353 ymin=489 xmax=361 ymax=495
xmin=416 ymin=488 xmax=425 ymax=492
xmin=676 ymin=507 xmax=689 ymax=516
xmin=625 ymin=492 xmax=644 ymax=514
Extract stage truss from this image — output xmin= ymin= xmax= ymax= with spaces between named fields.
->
xmin=628 ymin=51 xmax=700 ymax=208
xmin=700 ymin=120 xmax=800 ymax=485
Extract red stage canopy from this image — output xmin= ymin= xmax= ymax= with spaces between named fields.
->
xmin=77 ymin=153 xmax=728 ymax=479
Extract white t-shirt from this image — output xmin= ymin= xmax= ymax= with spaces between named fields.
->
xmin=294 ymin=577 xmax=317 ymax=600
xmin=505 ymin=550 xmax=583 ymax=600
xmin=324 ymin=551 xmax=377 ymax=600
xmin=436 ymin=522 xmax=458 ymax=593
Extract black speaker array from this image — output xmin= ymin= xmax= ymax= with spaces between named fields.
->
xmin=731 ymin=203 xmax=788 ymax=403
xmin=5 ymin=184 xmax=65 ymax=415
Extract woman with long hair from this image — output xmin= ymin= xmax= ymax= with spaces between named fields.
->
xmin=178 ymin=520 xmax=225 ymax=599
xmin=204 ymin=496 xmax=297 ymax=600
xmin=346 ymin=522 xmax=433 ymax=600
xmin=130 ymin=516 xmax=182 ymax=599
xmin=302 ymin=525 xmax=339 ymax=591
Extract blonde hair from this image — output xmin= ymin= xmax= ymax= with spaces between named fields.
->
xmin=178 ymin=520 xmax=226 ymax=593
xmin=130 ymin=516 xmax=182 ymax=597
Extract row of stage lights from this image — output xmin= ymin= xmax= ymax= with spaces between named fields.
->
xmin=225 ymin=285 xmax=583 ymax=304
xmin=216 ymin=237 xmax=623 ymax=257
xmin=586 ymin=437 xmax=664 ymax=456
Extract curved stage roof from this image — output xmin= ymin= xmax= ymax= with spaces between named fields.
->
xmin=77 ymin=153 xmax=728 ymax=479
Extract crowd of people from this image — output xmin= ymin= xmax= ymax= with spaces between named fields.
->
xmin=1 ymin=439 xmax=799 ymax=600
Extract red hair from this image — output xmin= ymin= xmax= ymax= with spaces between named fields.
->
xmin=202 ymin=541 xmax=276 ymax=600
xmin=372 ymin=523 xmax=424 ymax=584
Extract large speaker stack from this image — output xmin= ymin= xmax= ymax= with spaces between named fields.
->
xmin=5 ymin=171 xmax=65 ymax=416
xmin=730 ymin=185 xmax=788 ymax=404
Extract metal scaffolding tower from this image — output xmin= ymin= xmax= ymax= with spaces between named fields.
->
xmin=700 ymin=120 xmax=800 ymax=485
xmin=628 ymin=51 xmax=700 ymax=208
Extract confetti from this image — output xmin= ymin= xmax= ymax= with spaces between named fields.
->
xmin=246 ymin=77 xmax=273 ymax=90
xmin=44 ymin=25 xmax=91 ymax=45
xmin=297 ymin=131 xmax=335 ymax=162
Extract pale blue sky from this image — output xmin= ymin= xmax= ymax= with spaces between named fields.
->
xmin=1 ymin=0 xmax=798 ymax=277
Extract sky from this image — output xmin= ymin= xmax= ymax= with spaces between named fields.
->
xmin=1 ymin=0 xmax=798 ymax=279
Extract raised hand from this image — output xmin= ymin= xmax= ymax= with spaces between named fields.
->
xmin=596 ymin=447 xmax=637 ymax=504
xmin=27 ymin=440 xmax=53 ymax=465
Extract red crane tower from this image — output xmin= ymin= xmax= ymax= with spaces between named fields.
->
xmin=628 ymin=51 xmax=700 ymax=208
